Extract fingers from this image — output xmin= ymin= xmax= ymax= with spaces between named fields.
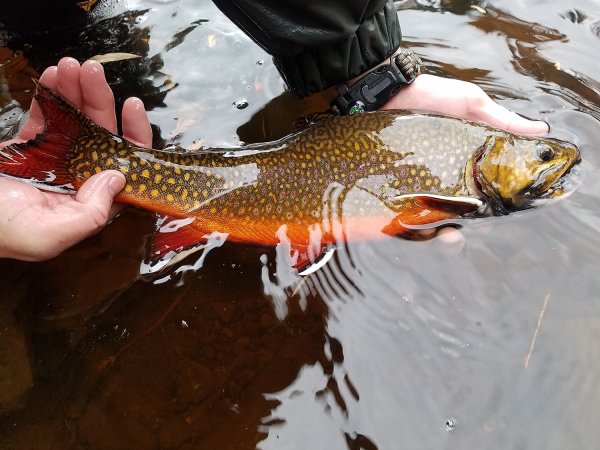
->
xmin=122 ymin=97 xmax=153 ymax=147
xmin=477 ymin=100 xmax=549 ymax=135
xmin=435 ymin=227 xmax=466 ymax=254
xmin=64 ymin=170 xmax=126 ymax=239
xmin=75 ymin=170 xmax=125 ymax=219
xmin=80 ymin=60 xmax=118 ymax=132
xmin=19 ymin=57 xmax=87 ymax=141
xmin=56 ymin=57 xmax=84 ymax=109
xmin=18 ymin=65 xmax=58 ymax=140
xmin=20 ymin=56 xmax=147 ymax=147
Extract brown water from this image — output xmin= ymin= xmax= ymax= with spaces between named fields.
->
xmin=1 ymin=0 xmax=600 ymax=448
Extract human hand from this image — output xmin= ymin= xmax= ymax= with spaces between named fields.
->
xmin=0 ymin=57 xmax=152 ymax=261
xmin=382 ymin=73 xmax=549 ymax=135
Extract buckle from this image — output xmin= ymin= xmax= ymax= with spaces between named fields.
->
xmin=331 ymin=48 xmax=422 ymax=115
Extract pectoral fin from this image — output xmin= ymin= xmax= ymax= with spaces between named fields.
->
xmin=382 ymin=194 xmax=484 ymax=237
xmin=392 ymin=194 xmax=485 ymax=215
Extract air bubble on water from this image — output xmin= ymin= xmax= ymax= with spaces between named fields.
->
xmin=445 ymin=417 xmax=457 ymax=432
xmin=233 ymin=99 xmax=249 ymax=109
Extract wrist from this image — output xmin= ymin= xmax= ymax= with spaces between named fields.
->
xmin=328 ymin=47 xmax=423 ymax=115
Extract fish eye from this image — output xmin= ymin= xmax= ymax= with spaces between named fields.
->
xmin=536 ymin=144 xmax=555 ymax=162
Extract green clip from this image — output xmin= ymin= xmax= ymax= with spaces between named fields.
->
xmin=349 ymin=101 xmax=365 ymax=114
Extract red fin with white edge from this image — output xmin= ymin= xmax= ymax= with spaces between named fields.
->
xmin=297 ymin=247 xmax=336 ymax=276
xmin=0 ymin=81 xmax=99 ymax=189
xmin=381 ymin=201 xmax=461 ymax=236
xmin=148 ymin=215 xmax=208 ymax=263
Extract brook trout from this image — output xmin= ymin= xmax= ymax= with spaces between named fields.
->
xmin=0 ymin=83 xmax=581 ymax=268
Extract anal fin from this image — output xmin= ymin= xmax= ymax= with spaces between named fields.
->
xmin=148 ymin=214 xmax=207 ymax=265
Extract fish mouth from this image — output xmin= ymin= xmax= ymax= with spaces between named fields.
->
xmin=531 ymin=157 xmax=585 ymax=202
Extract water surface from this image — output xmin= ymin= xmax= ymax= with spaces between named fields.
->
xmin=1 ymin=0 xmax=599 ymax=449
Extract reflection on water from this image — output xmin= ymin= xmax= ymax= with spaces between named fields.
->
xmin=1 ymin=0 xmax=600 ymax=449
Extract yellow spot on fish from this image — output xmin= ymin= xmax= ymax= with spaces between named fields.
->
xmin=92 ymin=152 xmax=98 ymax=161
xmin=131 ymin=173 xmax=138 ymax=181
xmin=154 ymin=163 xmax=161 ymax=170
xmin=166 ymin=194 xmax=174 ymax=202
xmin=125 ymin=185 xmax=133 ymax=193
xmin=83 ymin=171 xmax=91 ymax=178
xmin=138 ymin=184 xmax=147 ymax=193
xmin=141 ymin=169 xmax=150 ymax=178
xmin=184 ymin=173 xmax=190 ymax=181
xmin=174 ymin=168 xmax=182 ymax=175
xmin=95 ymin=167 xmax=102 ymax=174
xmin=181 ymin=189 xmax=188 ymax=200
xmin=154 ymin=174 xmax=162 ymax=183
xmin=167 ymin=178 xmax=176 ymax=184
xmin=151 ymin=189 xmax=159 ymax=197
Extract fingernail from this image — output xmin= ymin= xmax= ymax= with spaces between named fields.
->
xmin=108 ymin=175 xmax=126 ymax=196
xmin=58 ymin=56 xmax=80 ymax=69
xmin=83 ymin=59 xmax=104 ymax=74
xmin=128 ymin=97 xmax=144 ymax=110
xmin=541 ymin=120 xmax=550 ymax=133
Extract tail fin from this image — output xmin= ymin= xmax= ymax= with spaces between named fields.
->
xmin=0 ymin=82 xmax=96 ymax=191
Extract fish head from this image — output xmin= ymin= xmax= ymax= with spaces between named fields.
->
xmin=474 ymin=135 xmax=581 ymax=213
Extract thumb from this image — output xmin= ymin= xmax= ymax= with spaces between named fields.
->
xmin=75 ymin=170 xmax=126 ymax=229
